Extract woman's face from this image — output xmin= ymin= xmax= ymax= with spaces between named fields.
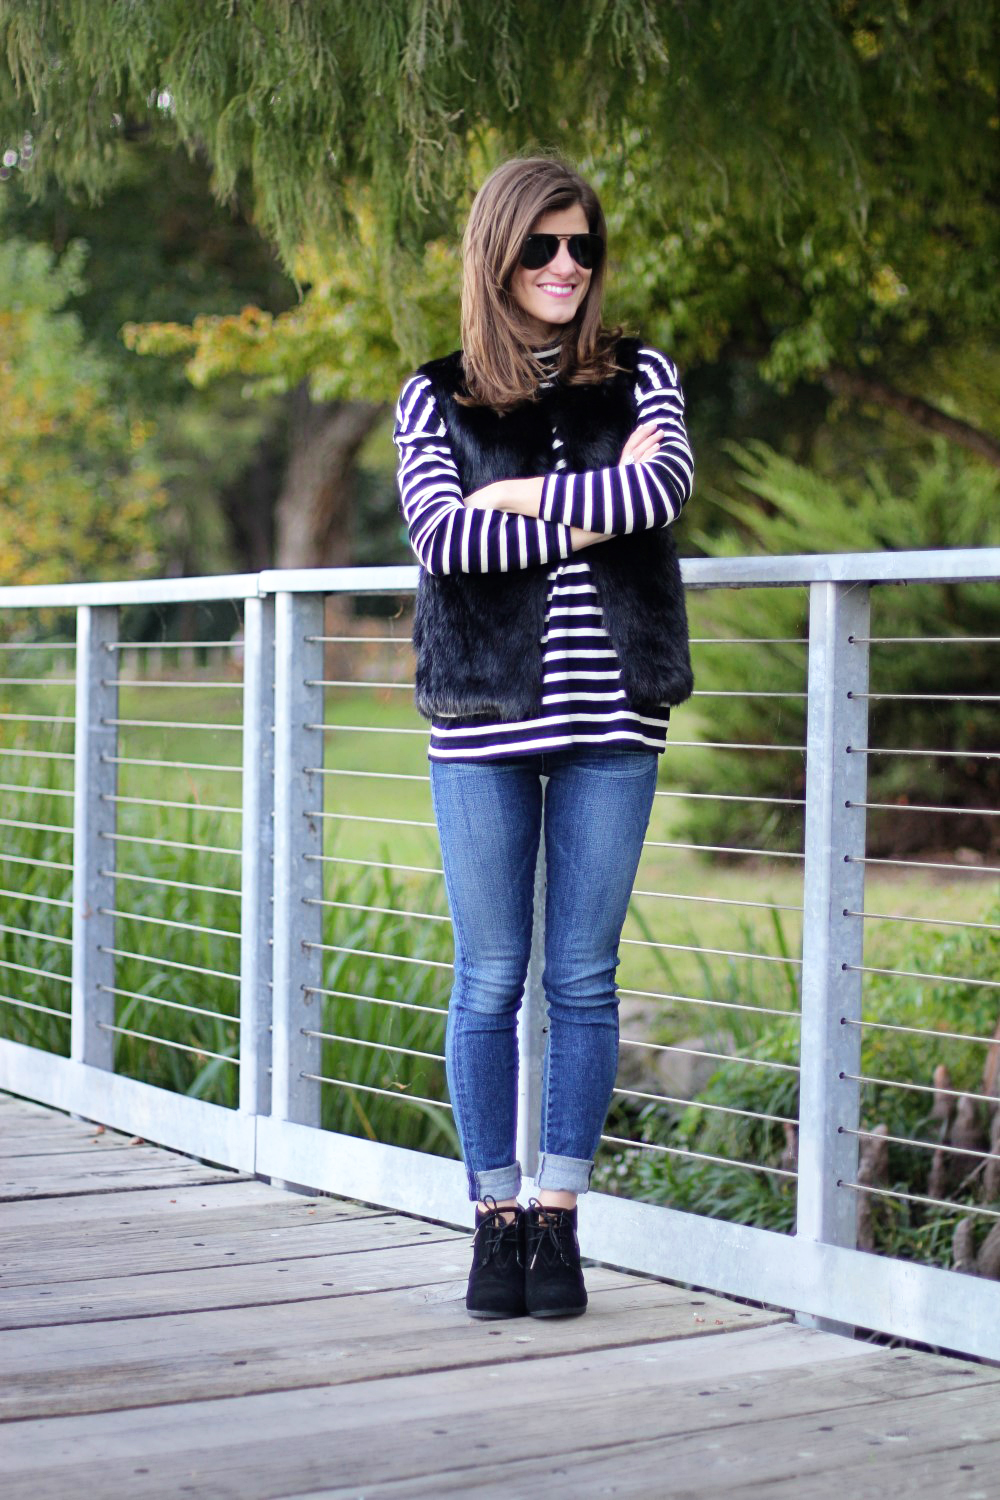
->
xmin=510 ymin=203 xmax=593 ymax=343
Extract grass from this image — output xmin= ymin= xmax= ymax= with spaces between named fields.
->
xmin=2 ymin=656 xmax=997 ymax=1268
xmin=609 ymin=902 xmax=1000 ymax=1264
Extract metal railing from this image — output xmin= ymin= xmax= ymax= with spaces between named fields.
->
xmin=0 ymin=549 xmax=998 ymax=1359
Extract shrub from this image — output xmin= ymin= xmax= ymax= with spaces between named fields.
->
xmin=602 ymin=903 xmax=1000 ymax=1267
xmin=680 ymin=443 xmax=1000 ymax=857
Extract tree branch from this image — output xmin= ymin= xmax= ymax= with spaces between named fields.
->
xmin=821 ymin=366 xmax=1000 ymax=469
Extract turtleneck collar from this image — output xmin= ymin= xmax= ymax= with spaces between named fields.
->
xmin=532 ymin=342 xmax=562 ymax=388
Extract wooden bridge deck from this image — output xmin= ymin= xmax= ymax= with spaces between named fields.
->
xmin=1 ymin=1090 xmax=997 ymax=1499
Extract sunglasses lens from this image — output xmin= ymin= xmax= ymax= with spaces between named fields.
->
xmin=519 ymin=235 xmax=558 ymax=269
xmin=569 ymin=234 xmax=602 ymax=269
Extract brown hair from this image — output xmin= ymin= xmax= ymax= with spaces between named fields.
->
xmin=458 ymin=157 xmax=621 ymax=411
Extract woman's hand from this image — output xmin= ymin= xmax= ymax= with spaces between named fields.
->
xmin=620 ymin=422 xmax=661 ymax=465
xmin=463 ymin=480 xmax=603 ymax=552
xmin=569 ymin=527 xmax=605 ymax=552
xmin=464 ymin=481 xmax=504 ymax=510
xmin=464 ymin=478 xmax=544 ymax=515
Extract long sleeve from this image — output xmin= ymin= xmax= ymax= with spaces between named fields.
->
xmin=538 ymin=347 xmax=693 ymax=534
xmin=394 ymin=375 xmax=573 ymax=576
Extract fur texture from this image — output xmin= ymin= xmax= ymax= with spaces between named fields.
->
xmin=412 ymin=338 xmax=693 ymax=720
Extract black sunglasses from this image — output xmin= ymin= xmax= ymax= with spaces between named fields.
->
xmin=518 ymin=232 xmax=605 ymax=271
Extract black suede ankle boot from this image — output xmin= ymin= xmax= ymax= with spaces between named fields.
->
xmin=465 ymin=1198 xmax=527 ymax=1320
xmin=524 ymin=1198 xmax=588 ymax=1318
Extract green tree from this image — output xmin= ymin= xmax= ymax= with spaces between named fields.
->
xmin=121 ymin=207 xmax=458 ymax=565
xmin=0 ymin=235 xmax=166 ymax=584
xmin=2 ymin=2 xmax=992 ymax=256
xmin=600 ymin=130 xmax=1000 ymax=470
xmin=680 ymin=441 xmax=1000 ymax=857
xmin=1 ymin=143 xmax=298 ymax=575
xmin=1 ymin=144 xmax=391 ymax=572
xmin=3 ymin=1 xmax=995 ymax=556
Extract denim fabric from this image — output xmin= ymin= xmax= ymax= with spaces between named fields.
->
xmin=430 ymin=747 xmax=658 ymax=1202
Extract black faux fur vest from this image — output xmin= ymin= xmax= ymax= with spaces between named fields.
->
xmin=411 ymin=336 xmax=693 ymax=721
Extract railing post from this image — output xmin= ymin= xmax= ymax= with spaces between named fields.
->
xmin=71 ymin=605 xmax=119 ymax=1070
xmin=271 ymin=592 xmax=325 ymax=1134
xmin=239 ymin=595 xmax=275 ymax=1121
xmin=517 ymin=826 xmax=547 ymax=1183
xmin=796 ymin=580 xmax=871 ymax=1333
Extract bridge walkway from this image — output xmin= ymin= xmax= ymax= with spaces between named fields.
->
xmin=1 ymin=1091 xmax=997 ymax=1498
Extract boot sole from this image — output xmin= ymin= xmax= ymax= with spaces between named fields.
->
xmin=527 ymin=1305 xmax=587 ymax=1318
xmin=466 ymin=1306 xmax=528 ymax=1320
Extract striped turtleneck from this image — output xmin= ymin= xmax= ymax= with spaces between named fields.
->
xmin=533 ymin=342 xmax=561 ymax=385
xmin=393 ymin=344 xmax=693 ymax=760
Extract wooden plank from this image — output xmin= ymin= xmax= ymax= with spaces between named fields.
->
xmin=332 ymin=1379 xmax=1000 ymax=1499
xmin=0 ymin=1110 xmax=132 ymax=1152
xmin=6 ymin=1095 xmax=990 ymax=1500
xmin=1 ymin=1187 xmax=388 ymax=1257
xmin=0 ymin=1138 xmax=150 ymax=1161
xmin=0 ymin=1097 xmax=111 ymax=1134
xmin=0 ymin=1278 xmax=783 ymax=1420
xmin=0 ymin=1130 xmax=137 ymax=1158
xmin=0 ymin=1119 xmax=85 ymax=1142
xmin=1 ymin=1326 xmax=995 ymax=1500
xmin=303 ymin=1451 xmax=1000 ymax=1499
xmin=0 ymin=1218 xmax=470 ymax=1314
xmin=0 ymin=1093 xmax=254 ymax=1197
xmin=0 ymin=1176 xmax=366 ymax=1229
xmin=0 ymin=1235 xmax=652 ymax=1329
xmin=0 ymin=1148 xmax=246 ymax=1199
xmin=0 ymin=1188 xmax=379 ymax=1248
xmin=727 ymin=1441 xmax=997 ymax=1499
xmin=0 ymin=1092 xmax=55 ymax=1114
xmin=0 ymin=1324 xmax=842 ymax=1489
xmin=0 ymin=1140 xmax=232 ymax=1182
xmin=0 ymin=1207 xmax=465 ymax=1291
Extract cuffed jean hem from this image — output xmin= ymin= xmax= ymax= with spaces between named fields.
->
xmin=468 ymin=1161 xmax=523 ymax=1204
xmin=534 ymin=1152 xmax=594 ymax=1196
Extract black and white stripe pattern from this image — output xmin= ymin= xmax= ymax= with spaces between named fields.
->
xmin=539 ymin=348 xmax=692 ymax=535
xmin=394 ymin=345 xmax=692 ymax=761
xmin=394 ymin=365 xmax=569 ymax=576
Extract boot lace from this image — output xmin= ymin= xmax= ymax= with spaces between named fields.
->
xmin=526 ymin=1197 xmax=575 ymax=1270
xmin=474 ymin=1197 xmax=522 ymax=1268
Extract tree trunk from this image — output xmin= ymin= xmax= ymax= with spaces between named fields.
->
xmin=218 ymin=425 xmax=285 ymax=573
xmin=821 ymin=366 xmax=1000 ymax=469
xmin=274 ymin=383 xmax=387 ymax=569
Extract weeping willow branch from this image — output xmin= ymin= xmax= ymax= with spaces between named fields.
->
xmin=820 ymin=367 xmax=1000 ymax=470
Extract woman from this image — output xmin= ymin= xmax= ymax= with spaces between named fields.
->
xmin=394 ymin=157 xmax=694 ymax=1320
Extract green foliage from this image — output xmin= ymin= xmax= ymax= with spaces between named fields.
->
xmin=3 ymin=1 xmax=994 ymax=260
xmin=603 ymin=905 xmax=802 ymax=1229
xmin=601 ymin=102 xmax=999 ymax=397
xmin=606 ymin=907 xmax=1000 ymax=1263
xmin=1 ymin=143 xmax=296 ymax=390
xmin=0 ymin=729 xmax=455 ymax=1155
xmin=3 ymin=698 xmax=997 ymax=1260
xmin=679 ymin=444 xmax=1000 ymax=856
xmin=0 ymin=733 xmax=74 ymax=1056
xmin=4 ymin=2 xmax=992 ymax=477
xmin=0 ymin=234 xmax=167 ymax=584
xmin=0 ymin=0 xmax=668 ymax=257
xmin=123 ymin=210 xmax=461 ymax=399
xmin=1 ymin=143 xmax=304 ymax=579
xmin=318 ymin=860 xmax=457 ymax=1156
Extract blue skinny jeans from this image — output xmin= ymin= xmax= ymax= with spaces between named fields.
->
xmin=430 ymin=746 xmax=658 ymax=1202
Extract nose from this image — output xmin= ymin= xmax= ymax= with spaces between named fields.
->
xmin=549 ymin=240 xmax=577 ymax=276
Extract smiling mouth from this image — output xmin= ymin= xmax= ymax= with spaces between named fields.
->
xmin=539 ymin=284 xmax=577 ymax=298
